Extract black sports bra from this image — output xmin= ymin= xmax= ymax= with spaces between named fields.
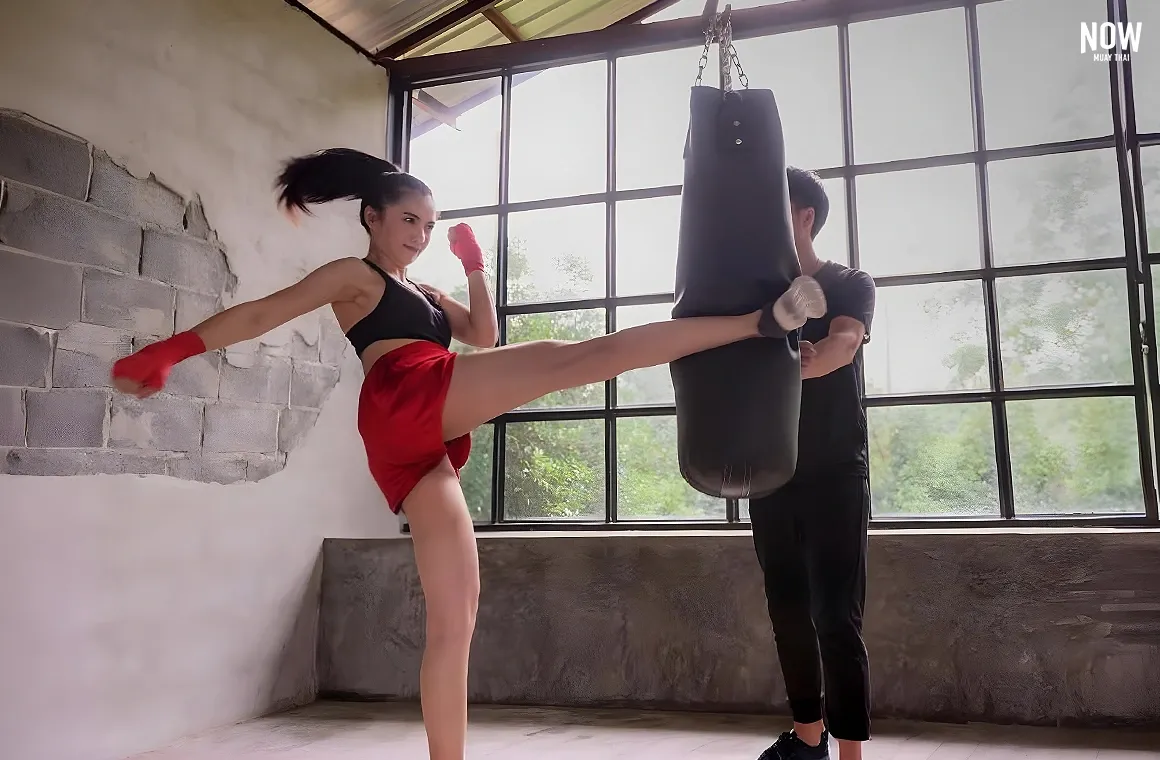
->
xmin=345 ymin=259 xmax=452 ymax=357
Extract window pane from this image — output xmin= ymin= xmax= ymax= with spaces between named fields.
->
xmin=816 ymin=177 xmax=850 ymax=267
xmin=848 ymin=9 xmax=975 ymax=163
xmin=732 ymin=26 xmax=844 ymax=171
xmin=856 ymin=165 xmax=980 ymax=276
xmin=460 ymin=424 xmax=494 ymax=523
xmin=615 ymin=195 xmax=680 ymax=296
xmin=996 ymin=269 xmax=1133 ymax=388
xmin=506 ymin=309 xmax=605 ymax=408
xmin=408 ymin=80 xmax=501 ymax=211
xmin=509 ymin=62 xmax=607 ymax=202
xmin=868 ymin=403 xmax=1000 ymax=518
xmin=1142 ymin=146 xmax=1160 ymax=253
xmin=408 ymin=215 xmax=499 ymax=355
xmin=987 ymin=149 xmax=1123 ymax=267
xmin=1129 ymin=0 xmax=1159 ymax=133
xmin=408 ymin=215 xmax=498 ymax=296
xmin=507 ymin=204 xmax=606 ymax=303
xmin=864 ymin=281 xmax=990 ymax=396
xmin=616 ymin=46 xmax=703 ymax=190
xmin=1008 ymin=397 xmax=1143 ymax=516
xmin=976 ymin=0 xmax=1112 ymax=149
xmin=615 ymin=302 xmax=675 ymax=406
xmin=504 ymin=419 xmax=605 ymax=520
xmin=616 ymin=416 xmax=724 ymax=520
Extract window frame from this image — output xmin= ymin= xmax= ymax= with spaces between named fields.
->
xmin=386 ymin=0 xmax=1160 ymax=531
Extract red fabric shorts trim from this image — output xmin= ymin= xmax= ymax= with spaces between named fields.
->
xmin=358 ymin=341 xmax=471 ymax=513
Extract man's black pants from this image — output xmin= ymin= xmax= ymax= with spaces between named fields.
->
xmin=749 ymin=473 xmax=871 ymax=742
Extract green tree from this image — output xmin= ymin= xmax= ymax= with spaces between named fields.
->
xmin=869 ymin=81 xmax=1156 ymax=518
xmin=447 ymin=237 xmax=719 ymax=521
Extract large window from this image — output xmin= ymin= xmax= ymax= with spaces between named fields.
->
xmin=396 ymin=0 xmax=1158 ymax=528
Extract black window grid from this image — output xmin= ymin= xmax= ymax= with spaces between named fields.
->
xmin=386 ymin=0 xmax=1160 ymax=531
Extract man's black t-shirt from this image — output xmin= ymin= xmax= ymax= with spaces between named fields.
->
xmin=792 ymin=260 xmax=876 ymax=481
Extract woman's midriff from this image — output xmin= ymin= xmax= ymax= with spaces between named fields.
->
xmin=359 ymin=337 xmax=425 ymax=375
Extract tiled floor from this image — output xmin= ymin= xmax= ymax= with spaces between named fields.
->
xmin=125 ymin=701 xmax=1160 ymax=759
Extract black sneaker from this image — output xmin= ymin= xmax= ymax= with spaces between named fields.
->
xmin=757 ymin=729 xmax=830 ymax=759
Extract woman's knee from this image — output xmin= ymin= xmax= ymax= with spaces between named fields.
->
xmin=425 ymin=576 xmax=479 ymax=648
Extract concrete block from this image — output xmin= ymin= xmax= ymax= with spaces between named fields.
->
xmin=0 ymin=387 xmax=25 ymax=446
xmin=203 ymin=403 xmax=279 ymax=454
xmin=175 ymin=290 xmax=220 ymax=333
xmin=320 ymin=315 xmax=348 ymax=366
xmin=291 ymin=362 xmax=340 ymax=409
xmin=167 ymin=352 xmax=221 ymax=399
xmin=141 ymin=230 xmax=229 ymax=294
xmin=279 ymin=408 xmax=319 ymax=451
xmin=0 ymin=322 xmax=52 ymax=387
xmin=88 ymin=150 xmax=185 ymax=230
xmin=167 ymin=454 xmax=248 ymax=484
xmin=219 ymin=354 xmax=291 ymax=405
xmin=247 ymin=453 xmax=286 ymax=481
xmin=82 ymin=269 xmax=175 ymax=337
xmin=183 ymin=196 xmax=212 ymax=240
xmin=290 ymin=331 xmax=321 ymax=363
xmin=0 ymin=112 xmax=91 ymax=200
xmin=53 ymin=322 xmax=134 ymax=388
xmin=0 ymin=246 xmax=83 ymax=329
xmin=4 ymin=448 xmax=169 ymax=476
xmin=0 ymin=181 xmax=141 ymax=273
xmin=109 ymin=394 xmax=203 ymax=452
xmin=25 ymin=388 xmax=108 ymax=448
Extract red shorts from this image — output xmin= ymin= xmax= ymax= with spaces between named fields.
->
xmin=357 ymin=341 xmax=471 ymax=513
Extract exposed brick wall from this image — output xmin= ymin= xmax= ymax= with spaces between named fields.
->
xmin=0 ymin=110 xmax=345 ymax=483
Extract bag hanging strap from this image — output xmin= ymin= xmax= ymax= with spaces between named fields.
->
xmin=693 ymin=4 xmax=750 ymax=93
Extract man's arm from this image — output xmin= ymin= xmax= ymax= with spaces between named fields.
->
xmin=801 ymin=271 xmax=876 ymax=380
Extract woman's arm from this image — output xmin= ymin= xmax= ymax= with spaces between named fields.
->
xmin=113 ymin=258 xmax=365 ymax=397
xmin=193 ymin=258 xmax=364 ymax=350
xmin=419 ymin=272 xmax=499 ymax=348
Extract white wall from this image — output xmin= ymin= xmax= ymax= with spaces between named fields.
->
xmin=0 ymin=2 xmax=400 ymax=758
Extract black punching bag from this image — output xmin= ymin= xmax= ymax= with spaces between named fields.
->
xmin=670 ymin=83 xmax=803 ymax=500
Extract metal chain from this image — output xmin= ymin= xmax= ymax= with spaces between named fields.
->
xmin=694 ymin=26 xmax=713 ymax=86
xmin=719 ymin=13 xmax=733 ymax=92
xmin=693 ymin=11 xmax=749 ymax=91
xmin=729 ymin=39 xmax=750 ymax=89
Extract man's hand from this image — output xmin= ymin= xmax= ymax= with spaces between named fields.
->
xmin=799 ymin=340 xmax=818 ymax=375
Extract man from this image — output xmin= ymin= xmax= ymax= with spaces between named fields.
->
xmin=752 ymin=167 xmax=877 ymax=760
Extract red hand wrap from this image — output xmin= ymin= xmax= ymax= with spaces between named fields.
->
xmin=111 ymin=331 xmax=206 ymax=392
xmin=448 ymin=223 xmax=485 ymax=276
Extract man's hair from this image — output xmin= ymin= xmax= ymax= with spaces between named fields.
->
xmin=787 ymin=166 xmax=829 ymax=239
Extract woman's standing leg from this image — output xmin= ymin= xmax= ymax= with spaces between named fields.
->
xmin=401 ymin=457 xmax=480 ymax=760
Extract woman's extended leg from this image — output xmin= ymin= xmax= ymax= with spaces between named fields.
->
xmin=442 ymin=276 xmax=825 ymax=441
xmin=402 ymin=458 xmax=481 ymax=760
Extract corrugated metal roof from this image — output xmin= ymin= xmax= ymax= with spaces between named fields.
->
xmin=298 ymin=0 xmax=683 ymax=143
xmin=299 ymin=0 xmax=669 ymax=58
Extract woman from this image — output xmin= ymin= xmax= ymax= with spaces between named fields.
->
xmin=111 ymin=148 xmax=825 ymax=760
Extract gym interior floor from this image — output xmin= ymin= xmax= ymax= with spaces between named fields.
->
xmin=124 ymin=702 xmax=1160 ymax=759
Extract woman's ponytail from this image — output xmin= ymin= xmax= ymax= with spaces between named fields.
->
xmin=275 ymin=148 xmax=401 ymax=216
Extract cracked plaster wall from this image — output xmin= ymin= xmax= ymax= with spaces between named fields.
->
xmin=0 ymin=2 xmax=398 ymax=759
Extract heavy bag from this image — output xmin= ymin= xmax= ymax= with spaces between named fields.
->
xmin=670 ymin=84 xmax=803 ymax=500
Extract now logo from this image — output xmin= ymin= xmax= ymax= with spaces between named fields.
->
xmin=1080 ymin=21 xmax=1144 ymax=61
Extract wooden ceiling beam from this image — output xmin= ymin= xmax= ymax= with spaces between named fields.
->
xmin=482 ymin=6 xmax=525 ymax=42
xmin=376 ymin=0 xmax=497 ymax=61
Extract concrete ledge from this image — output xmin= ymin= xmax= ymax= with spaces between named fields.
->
xmin=318 ymin=531 xmax=1160 ymax=729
